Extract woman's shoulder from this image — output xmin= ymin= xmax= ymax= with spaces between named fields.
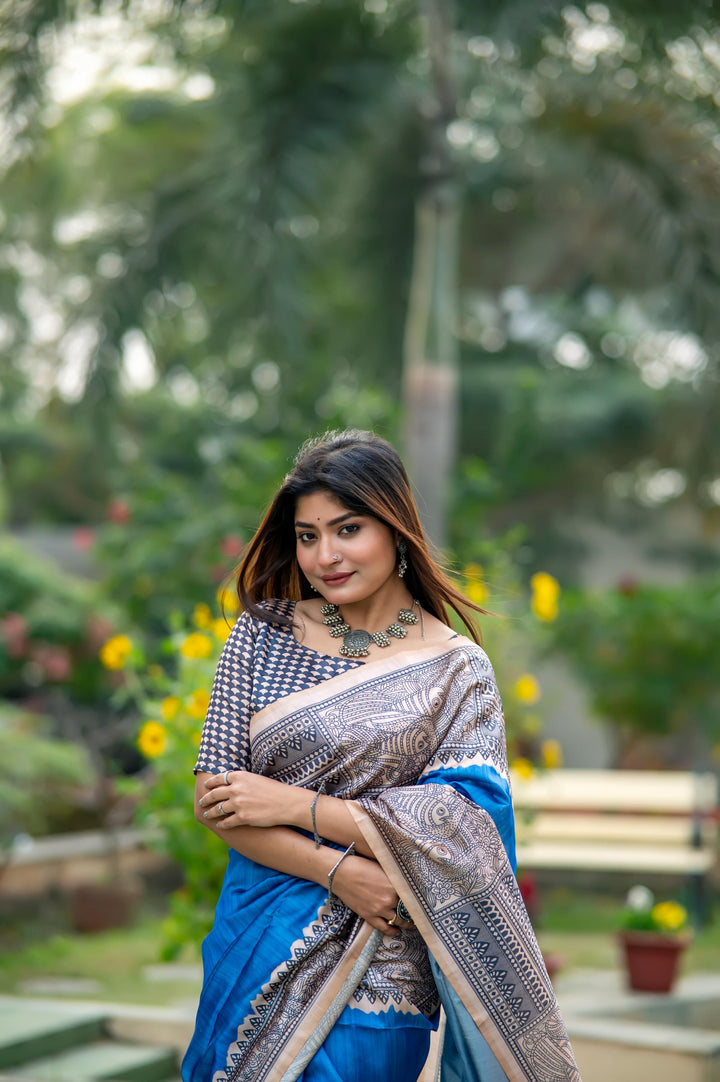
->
xmin=226 ymin=599 xmax=295 ymax=645
xmin=449 ymin=635 xmax=495 ymax=675
xmin=254 ymin=597 xmax=295 ymax=621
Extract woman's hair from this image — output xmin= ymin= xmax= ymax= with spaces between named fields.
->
xmin=234 ymin=429 xmax=485 ymax=642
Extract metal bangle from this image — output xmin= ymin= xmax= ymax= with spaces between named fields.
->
xmin=327 ymin=843 xmax=355 ymax=897
xmin=310 ymin=781 xmax=326 ymax=850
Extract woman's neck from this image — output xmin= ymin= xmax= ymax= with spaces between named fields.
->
xmin=334 ymin=585 xmax=415 ymax=632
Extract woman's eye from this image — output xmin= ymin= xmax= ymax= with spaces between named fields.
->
xmin=296 ymin=532 xmax=314 ymax=543
xmin=339 ymin=523 xmax=359 ymax=536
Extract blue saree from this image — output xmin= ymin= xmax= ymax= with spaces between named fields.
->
xmin=183 ymin=601 xmax=580 ymax=1082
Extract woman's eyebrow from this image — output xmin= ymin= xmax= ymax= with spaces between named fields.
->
xmin=294 ymin=512 xmax=356 ymax=528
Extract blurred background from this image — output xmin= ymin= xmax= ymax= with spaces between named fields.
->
xmin=1 ymin=1 xmax=719 ymax=1076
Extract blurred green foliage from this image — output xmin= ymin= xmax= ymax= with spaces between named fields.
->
xmin=0 ymin=703 xmax=91 ymax=849
xmin=550 ymin=576 xmax=720 ymax=747
xmin=0 ymin=0 xmax=719 ymax=564
xmin=126 ymin=610 xmax=237 ymax=956
xmin=0 ymin=536 xmax=119 ymax=703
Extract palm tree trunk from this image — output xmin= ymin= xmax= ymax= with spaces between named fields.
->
xmin=402 ymin=0 xmax=459 ymax=552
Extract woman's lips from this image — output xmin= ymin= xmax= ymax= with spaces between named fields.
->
xmin=321 ymin=571 xmax=355 ymax=585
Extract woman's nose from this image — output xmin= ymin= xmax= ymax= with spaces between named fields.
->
xmin=317 ymin=536 xmax=340 ymax=566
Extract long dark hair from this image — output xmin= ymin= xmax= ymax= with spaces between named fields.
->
xmin=234 ymin=429 xmax=485 ymax=642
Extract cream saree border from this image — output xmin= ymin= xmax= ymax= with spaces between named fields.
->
xmin=249 ymin=638 xmax=471 ymax=743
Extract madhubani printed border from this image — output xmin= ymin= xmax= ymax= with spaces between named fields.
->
xmin=349 ymin=798 xmax=582 ymax=1082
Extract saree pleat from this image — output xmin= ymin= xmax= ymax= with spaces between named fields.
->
xmin=184 ymin=604 xmax=580 ymax=1082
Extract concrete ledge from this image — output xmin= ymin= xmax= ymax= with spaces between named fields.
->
xmin=569 ymin=1032 xmax=720 ymax=1082
xmin=0 ymin=998 xmax=195 ymax=1060
xmin=0 ymin=830 xmax=173 ymax=897
xmin=560 ymin=971 xmax=720 ymax=1082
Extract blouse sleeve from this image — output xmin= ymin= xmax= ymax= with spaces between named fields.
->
xmin=193 ymin=610 xmax=257 ymax=776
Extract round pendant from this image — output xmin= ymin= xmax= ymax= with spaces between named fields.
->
xmin=343 ymin=629 xmax=371 ymax=655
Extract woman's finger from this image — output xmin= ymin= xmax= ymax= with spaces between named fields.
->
xmin=216 ymin=811 xmax=244 ymax=829
xmin=198 ymin=786 xmax=231 ymax=809
xmin=204 ymin=770 xmax=241 ymax=790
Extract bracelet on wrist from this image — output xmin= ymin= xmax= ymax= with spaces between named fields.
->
xmin=310 ymin=781 xmax=326 ymax=849
xmin=327 ymin=842 xmax=355 ymax=897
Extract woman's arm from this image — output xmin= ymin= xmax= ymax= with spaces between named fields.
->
xmin=199 ymin=769 xmax=374 ymax=856
xmin=194 ymin=772 xmax=403 ymax=935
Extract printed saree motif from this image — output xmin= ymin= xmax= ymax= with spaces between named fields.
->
xmin=206 ymin=639 xmax=580 ymax=1082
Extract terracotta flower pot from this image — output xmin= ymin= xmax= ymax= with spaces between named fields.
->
xmin=618 ymin=930 xmax=689 ymax=993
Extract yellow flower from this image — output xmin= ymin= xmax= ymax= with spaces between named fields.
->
xmin=160 ymin=695 xmax=181 ymax=722
xmin=514 ymin=673 xmax=541 ymax=704
xmin=99 ymin=634 xmax=133 ymax=670
xmin=541 ymin=739 xmax=563 ymax=769
xmin=137 ymin=721 xmax=166 ymax=759
xmin=530 ymin=572 xmax=560 ymax=623
xmin=180 ymin=632 xmax=213 ymax=659
xmin=530 ymin=572 xmax=560 ymax=598
xmin=193 ymin=603 xmax=213 ymax=629
xmin=651 ymin=901 xmax=687 ymax=933
xmin=187 ymin=689 xmax=211 ymax=719
xmin=511 ymin=757 xmax=536 ymax=781
xmin=212 ymin=617 xmax=233 ymax=643
xmin=217 ymin=584 xmax=240 ymax=615
xmin=465 ymin=580 xmax=488 ymax=605
xmin=531 ymin=593 xmax=559 ymax=622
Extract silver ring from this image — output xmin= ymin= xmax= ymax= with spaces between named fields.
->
xmin=218 ymin=802 xmax=225 ymax=816
xmin=223 ymin=770 xmax=230 ymax=785
xmin=396 ymin=899 xmax=413 ymax=923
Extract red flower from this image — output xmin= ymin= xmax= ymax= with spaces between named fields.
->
xmin=85 ymin=614 xmax=116 ymax=651
xmin=1 ymin=612 xmax=28 ymax=658
xmin=72 ymin=527 xmax=95 ymax=551
xmin=107 ymin=498 xmax=131 ymax=524
xmin=32 ymin=643 xmax=73 ymax=682
xmin=220 ymin=534 xmax=244 ymax=559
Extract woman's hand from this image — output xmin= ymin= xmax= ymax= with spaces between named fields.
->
xmin=331 ymin=854 xmax=411 ymax=937
xmin=199 ymin=770 xmax=301 ymax=829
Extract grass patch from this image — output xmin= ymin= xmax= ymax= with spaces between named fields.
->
xmin=536 ymin=887 xmax=720 ymax=974
xmin=1 ymin=891 xmax=717 ymax=1006
xmin=0 ymin=915 xmax=201 ymax=1007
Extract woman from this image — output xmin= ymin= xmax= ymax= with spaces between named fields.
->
xmin=183 ymin=430 xmax=580 ymax=1082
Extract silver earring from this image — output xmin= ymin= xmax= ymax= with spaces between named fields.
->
xmin=309 ymin=584 xmax=319 ymax=593
xmin=397 ymin=539 xmax=408 ymax=579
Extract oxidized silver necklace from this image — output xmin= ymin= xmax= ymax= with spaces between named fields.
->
xmin=321 ymin=600 xmax=421 ymax=658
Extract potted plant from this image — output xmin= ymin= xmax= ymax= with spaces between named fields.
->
xmin=618 ymin=885 xmax=691 ymax=993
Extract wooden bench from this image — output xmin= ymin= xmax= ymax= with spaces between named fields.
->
xmin=510 ymin=769 xmax=718 ymax=924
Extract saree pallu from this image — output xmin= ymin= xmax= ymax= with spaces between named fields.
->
xmin=184 ymin=629 xmax=581 ymax=1082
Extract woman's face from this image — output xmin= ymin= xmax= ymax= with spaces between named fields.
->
xmin=294 ymin=489 xmax=397 ymax=605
